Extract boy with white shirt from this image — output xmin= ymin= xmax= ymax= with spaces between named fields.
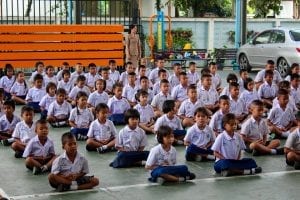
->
xmin=68 ymin=75 xmax=90 ymax=106
xmin=119 ymin=62 xmax=135 ymax=86
xmin=122 ymin=72 xmax=139 ymax=107
xmin=149 ymin=58 xmax=169 ymax=84
xmin=56 ymin=62 xmax=70 ymax=81
xmin=26 ymin=74 xmax=46 ymax=113
xmin=168 ymin=63 xmax=182 ymax=89
xmin=239 ymin=77 xmax=259 ymax=113
xmin=228 ymin=82 xmax=247 ymax=123
xmin=39 ymin=82 xmax=57 ymax=120
xmin=57 ymin=70 xmax=72 ymax=95
xmin=209 ymin=62 xmax=222 ymax=92
xmin=257 ymin=70 xmax=278 ymax=109
xmin=254 ymin=60 xmax=282 ymax=89
xmin=171 ymin=72 xmax=189 ymax=106
xmin=290 ymin=73 xmax=300 ymax=109
xmin=100 ymin=67 xmax=114 ymax=94
xmin=187 ymin=61 xmax=199 ymax=85
xmin=43 ymin=65 xmax=58 ymax=87
xmin=108 ymin=59 xmax=120 ymax=83
xmin=152 ymin=69 xmax=168 ymax=95
xmin=85 ymin=63 xmax=101 ymax=92
xmin=70 ymin=63 xmax=84 ymax=86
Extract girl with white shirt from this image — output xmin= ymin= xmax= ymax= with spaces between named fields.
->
xmin=10 ymin=71 xmax=28 ymax=105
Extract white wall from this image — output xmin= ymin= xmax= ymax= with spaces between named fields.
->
xmin=276 ymin=1 xmax=294 ymax=18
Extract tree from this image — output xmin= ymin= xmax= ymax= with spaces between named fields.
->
xmin=248 ymin=0 xmax=282 ymax=18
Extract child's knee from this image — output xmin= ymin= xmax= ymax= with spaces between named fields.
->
xmin=249 ymin=142 xmax=257 ymax=150
xmin=91 ymin=177 xmax=99 ymax=187
xmin=287 ymin=152 xmax=296 ymax=161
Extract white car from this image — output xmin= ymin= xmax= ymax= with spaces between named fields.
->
xmin=237 ymin=28 xmax=300 ymax=77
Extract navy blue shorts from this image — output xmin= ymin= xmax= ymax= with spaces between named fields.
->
xmin=214 ymin=158 xmax=257 ymax=173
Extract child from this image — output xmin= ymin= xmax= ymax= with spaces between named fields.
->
xmin=154 ymin=100 xmax=185 ymax=144
xmin=70 ymin=63 xmax=84 ymax=86
xmin=149 ymin=58 xmax=169 ymax=84
xmin=69 ymin=92 xmax=94 ymax=141
xmin=11 ymin=106 xmax=36 ymax=158
xmin=209 ymin=62 xmax=222 ymax=92
xmin=267 ymin=89 xmax=297 ymax=138
xmin=197 ymin=73 xmax=219 ymax=113
xmin=137 ymin=76 xmax=154 ymax=104
xmin=228 ymin=82 xmax=247 ymax=123
xmin=68 ymin=75 xmax=90 ymax=106
xmin=48 ymin=132 xmax=99 ymax=192
xmin=107 ymin=83 xmax=131 ymax=125
xmin=119 ymin=62 xmax=135 ymax=86
xmin=254 ymin=60 xmax=282 ymax=89
xmin=209 ymin=95 xmax=230 ymax=136
xmin=23 ymin=119 xmax=56 ymax=175
xmin=43 ymin=65 xmax=58 ymax=86
xmin=285 ymin=63 xmax=300 ymax=82
xmin=0 ymin=100 xmax=21 ymax=145
xmin=211 ymin=113 xmax=262 ymax=176
xmin=0 ymin=63 xmax=15 ymax=99
xmin=57 ymin=70 xmax=72 ymax=95
xmin=110 ymin=108 xmax=149 ymax=168
xmin=100 ymin=67 xmax=114 ymax=94
xmin=39 ymin=82 xmax=57 ymax=120
xmin=238 ymin=69 xmax=249 ymax=93
xmin=87 ymin=79 xmax=109 ymax=113
xmin=241 ymin=100 xmax=283 ymax=156
xmin=168 ymin=63 xmax=182 ymax=89
xmin=56 ymin=62 xmax=70 ymax=81
xmin=108 ymin=59 xmax=120 ymax=84
xmin=26 ymin=74 xmax=46 ymax=113
xmin=0 ymin=89 xmax=4 ymax=117
xmin=136 ymin=65 xmax=150 ymax=87
xmin=184 ymin=107 xmax=215 ymax=161
xmin=220 ymin=73 xmax=238 ymax=97
xmin=134 ymin=90 xmax=155 ymax=134
xmin=85 ymin=63 xmax=100 ymax=92
xmin=284 ymin=111 xmax=300 ymax=169
xmin=290 ymin=73 xmax=300 ymax=109
xmin=171 ymin=72 xmax=189 ymax=105
xmin=29 ymin=61 xmax=44 ymax=86
xmin=122 ymin=72 xmax=139 ymax=107
xmin=257 ymin=70 xmax=278 ymax=109
xmin=47 ymin=88 xmax=72 ymax=127
xmin=178 ymin=84 xmax=204 ymax=127
xmin=187 ymin=61 xmax=199 ymax=85
xmin=239 ymin=77 xmax=259 ymax=113
xmin=146 ymin=125 xmax=196 ymax=184
xmin=10 ymin=71 xmax=28 ymax=105
xmin=152 ymin=69 xmax=168 ymax=95
xmin=86 ymin=103 xmax=117 ymax=153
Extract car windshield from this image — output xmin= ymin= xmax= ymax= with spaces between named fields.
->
xmin=290 ymin=30 xmax=300 ymax=41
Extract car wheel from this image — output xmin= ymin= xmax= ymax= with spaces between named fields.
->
xmin=239 ymin=54 xmax=251 ymax=72
xmin=277 ymin=57 xmax=289 ymax=77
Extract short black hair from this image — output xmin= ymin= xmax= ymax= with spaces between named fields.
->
xmin=291 ymin=73 xmax=300 ymax=81
xmin=46 ymin=82 xmax=57 ymax=93
xmin=101 ymin=67 xmax=110 ymax=72
xmin=264 ymin=69 xmax=274 ymax=77
xmin=209 ymin=62 xmax=216 ymax=66
xmin=128 ymin=72 xmax=136 ymax=76
xmin=77 ymin=75 xmax=86 ymax=82
xmin=162 ymin=100 xmax=175 ymax=113
xmin=3 ymin=99 xmax=15 ymax=110
xmin=45 ymin=65 xmax=54 ymax=72
xmin=138 ymin=65 xmax=146 ymax=71
xmin=88 ymin=63 xmax=96 ymax=68
xmin=194 ymin=107 xmax=210 ymax=117
xmin=219 ymin=95 xmax=230 ymax=103
xmin=189 ymin=61 xmax=196 ymax=66
xmin=278 ymin=80 xmax=290 ymax=90
xmin=226 ymin=73 xmax=238 ymax=83
xmin=95 ymin=79 xmax=106 ymax=91
xmin=21 ymin=105 xmax=34 ymax=115
xmin=56 ymin=88 xmax=67 ymax=96
xmin=108 ymin=59 xmax=116 ymax=65
xmin=179 ymin=72 xmax=187 ymax=77
xmin=158 ymin=69 xmax=167 ymax=76
xmin=251 ymin=99 xmax=264 ymax=107
xmin=95 ymin=103 xmax=109 ymax=113
xmin=76 ymin=91 xmax=88 ymax=100
xmin=62 ymin=69 xmax=71 ymax=77
xmin=200 ymin=67 xmax=211 ymax=75
xmin=239 ymin=69 xmax=248 ymax=75
xmin=135 ymin=89 xmax=148 ymax=102
xmin=187 ymin=84 xmax=197 ymax=92
xmin=201 ymin=73 xmax=212 ymax=81
xmin=160 ymin=79 xmax=169 ymax=85
xmin=126 ymin=61 xmax=133 ymax=66
xmin=173 ymin=63 xmax=181 ymax=68
xmin=36 ymin=119 xmax=48 ymax=127
xmin=113 ymin=82 xmax=123 ymax=90
xmin=124 ymin=108 xmax=140 ymax=124
xmin=277 ymin=88 xmax=289 ymax=97
xmin=229 ymin=82 xmax=239 ymax=90
xmin=34 ymin=61 xmax=44 ymax=70
xmin=33 ymin=74 xmax=43 ymax=82
xmin=157 ymin=125 xmax=173 ymax=144
xmin=140 ymin=76 xmax=148 ymax=83
xmin=61 ymin=132 xmax=76 ymax=146
xmin=244 ymin=77 xmax=254 ymax=90
xmin=267 ymin=60 xmax=275 ymax=65
xmin=222 ymin=113 xmax=236 ymax=129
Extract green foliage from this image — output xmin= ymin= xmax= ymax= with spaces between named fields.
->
xmin=248 ymin=0 xmax=282 ymax=18
xmin=227 ymin=30 xmax=259 ymax=44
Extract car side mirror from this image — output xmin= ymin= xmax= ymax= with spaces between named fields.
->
xmin=249 ymin=40 xmax=254 ymax=45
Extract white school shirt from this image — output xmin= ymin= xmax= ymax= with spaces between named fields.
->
xmin=0 ymin=114 xmax=21 ymax=132
xmin=152 ymin=81 xmax=161 ymax=96
xmin=149 ymin=67 xmax=170 ymax=84
xmin=272 ymin=96 xmax=298 ymax=112
xmin=29 ymin=71 xmax=45 ymax=84
xmin=107 ymin=96 xmax=130 ymax=114
xmin=104 ymin=78 xmax=114 ymax=92
xmin=285 ymin=128 xmax=300 ymax=151
xmin=69 ymin=107 xmax=94 ymax=128
xmin=12 ymin=121 xmax=36 ymax=144
xmin=211 ymin=130 xmax=246 ymax=161
xmin=56 ymin=69 xmax=64 ymax=81
xmin=43 ymin=75 xmax=58 ymax=86
xmin=132 ymin=88 xmax=154 ymax=104
xmin=116 ymin=125 xmax=147 ymax=151
xmin=254 ymin=69 xmax=282 ymax=84
xmin=25 ymin=87 xmax=47 ymax=102
xmin=187 ymin=70 xmax=199 ymax=85
xmin=178 ymin=98 xmax=204 ymax=118
xmin=134 ymin=103 xmax=155 ymax=124
xmin=109 ymin=70 xmax=120 ymax=83
xmin=39 ymin=94 xmax=56 ymax=110
xmin=240 ymin=117 xmax=269 ymax=141
xmin=10 ymin=81 xmax=28 ymax=96
xmin=267 ymin=104 xmax=295 ymax=128
xmin=57 ymin=79 xmax=73 ymax=94
xmin=119 ymin=71 xmax=129 ymax=85
xmin=87 ymin=119 xmax=117 ymax=141
xmin=209 ymin=110 xmax=226 ymax=133
xmin=168 ymin=74 xmax=180 ymax=89
xmin=68 ymin=86 xmax=91 ymax=100
xmin=70 ymin=71 xmax=84 ymax=85
xmin=146 ymin=144 xmax=177 ymax=169
xmin=171 ymin=84 xmax=188 ymax=102
xmin=85 ymin=73 xmax=101 ymax=88
xmin=122 ymin=84 xmax=139 ymax=101
xmin=229 ymin=95 xmax=246 ymax=116
xmin=239 ymin=90 xmax=259 ymax=110
xmin=0 ymin=75 xmax=15 ymax=93
xmin=291 ymin=86 xmax=300 ymax=105
xmin=197 ymin=86 xmax=219 ymax=106
xmin=151 ymin=92 xmax=173 ymax=111
xmin=238 ymin=78 xmax=245 ymax=93
xmin=154 ymin=114 xmax=183 ymax=132
xmin=211 ymin=73 xmax=222 ymax=89
xmin=51 ymin=151 xmax=89 ymax=176
xmin=48 ymin=100 xmax=72 ymax=119
xmin=23 ymin=135 xmax=55 ymax=158
xmin=88 ymin=91 xmax=109 ymax=107
xmin=220 ymin=86 xmax=230 ymax=97
xmin=257 ymin=81 xmax=278 ymax=99
xmin=184 ymin=124 xmax=215 ymax=148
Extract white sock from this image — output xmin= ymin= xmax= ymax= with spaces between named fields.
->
xmin=282 ymin=131 xmax=290 ymax=138
xmin=244 ymin=169 xmax=251 ymax=175
xmin=270 ymin=149 xmax=277 ymax=155
xmin=207 ymin=155 xmax=215 ymax=160
xmin=70 ymin=181 xmax=78 ymax=190
xmin=178 ymin=177 xmax=185 ymax=182
xmin=7 ymin=138 xmax=15 ymax=143
xmin=102 ymin=145 xmax=108 ymax=150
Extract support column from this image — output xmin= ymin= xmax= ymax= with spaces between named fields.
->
xmin=207 ymin=18 xmax=214 ymax=51
xmin=75 ymin=0 xmax=81 ymax=24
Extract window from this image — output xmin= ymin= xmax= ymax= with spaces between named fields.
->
xmin=254 ymin=31 xmax=272 ymax=44
xmin=270 ymin=31 xmax=285 ymax=43
xmin=290 ymin=30 xmax=300 ymax=41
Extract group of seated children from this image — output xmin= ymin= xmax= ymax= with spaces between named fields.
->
xmin=0 ymin=58 xmax=300 ymax=190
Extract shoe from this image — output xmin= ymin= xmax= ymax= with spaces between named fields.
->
xmin=254 ymin=167 xmax=262 ymax=174
xmin=276 ymin=147 xmax=284 ymax=155
xmin=221 ymin=170 xmax=230 ymax=177
xmin=294 ymin=161 xmax=300 ymax=170
xmin=14 ymin=151 xmax=23 ymax=158
xmin=97 ymin=147 xmax=106 ymax=154
xmin=1 ymin=139 xmax=10 ymax=146
xmin=252 ymin=149 xmax=260 ymax=156
xmin=32 ymin=166 xmax=41 ymax=175
xmin=156 ymin=177 xmax=165 ymax=185
xmin=57 ymin=184 xmax=70 ymax=192
xmin=186 ymin=173 xmax=196 ymax=180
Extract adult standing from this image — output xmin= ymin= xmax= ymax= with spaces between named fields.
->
xmin=126 ymin=24 xmax=141 ymax=69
